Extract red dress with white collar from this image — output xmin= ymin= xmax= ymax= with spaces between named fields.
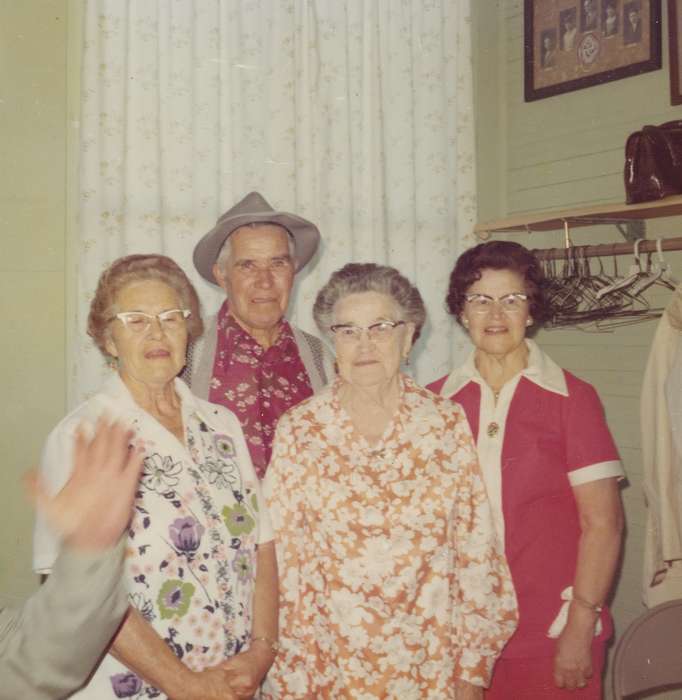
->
xmin=428 ymin=341 xmax=623 ymax=697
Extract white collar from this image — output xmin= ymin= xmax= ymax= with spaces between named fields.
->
xmin=438 ymin=339 xmax=568 ymax=398
xmin=99 ymin=372 xmax=211 ymax=423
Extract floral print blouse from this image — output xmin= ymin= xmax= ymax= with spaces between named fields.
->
xmin=33 ymin=375 xmax=273 ymax=699
xmin=262 ymin=376 xmax=518 ymax=699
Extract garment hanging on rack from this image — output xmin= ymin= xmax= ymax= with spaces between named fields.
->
xmin=641 ymin=283 xmax=682 ymax=606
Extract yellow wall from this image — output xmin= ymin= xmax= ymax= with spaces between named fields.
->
xmin=0 ymin=1 xmax=69 ymax=606
xmin=473 ymin=1 xmax=682 ymax=697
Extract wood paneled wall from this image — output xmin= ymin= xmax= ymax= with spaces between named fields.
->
xmin=473 ymin=2 xmax=682 ymax=697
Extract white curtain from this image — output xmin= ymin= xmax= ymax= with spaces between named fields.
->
xmin=70 ymin=0 xmax=476 ymax=406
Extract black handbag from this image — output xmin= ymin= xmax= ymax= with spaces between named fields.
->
xmin=624 ymin=121 xmax=682 ymax=204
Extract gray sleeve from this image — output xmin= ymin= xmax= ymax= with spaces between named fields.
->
xmin=320 ymin=339 xmax=335 ymax=386
xmin=185 ymin=315 xmax=217 ymax=400
xmin=294 ymin=327 xmax=335 ymax=392
xmin=0 ymin=541 xmax=128 ymax=699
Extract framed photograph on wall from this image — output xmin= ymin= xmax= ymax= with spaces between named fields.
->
xmin=524 ymin=0 xmax=662 ymax=102
xmin=669 ymin=0 xmax=682 ymax=103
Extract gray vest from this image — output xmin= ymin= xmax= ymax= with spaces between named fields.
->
xmin=184 ymin=314 xmax=335 ymax=400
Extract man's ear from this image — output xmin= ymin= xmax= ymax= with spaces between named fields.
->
xmin=212 ymin=262 xmax=228 ymax=293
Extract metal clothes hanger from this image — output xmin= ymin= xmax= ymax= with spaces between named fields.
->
xmin=595 ymin=239 xmax=645 ymax=299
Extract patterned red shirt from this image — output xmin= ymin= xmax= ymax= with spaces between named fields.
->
xmin=208 ymin=302 xmax=314 ymax=478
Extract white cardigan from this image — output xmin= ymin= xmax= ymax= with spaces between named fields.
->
xmin=641 ymin=284 xmax=682 ymax=605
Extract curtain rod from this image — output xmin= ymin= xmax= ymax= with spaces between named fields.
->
xmin=531 ymin=236 xmax=682 ymax=261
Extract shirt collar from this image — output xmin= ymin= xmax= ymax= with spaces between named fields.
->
xmin=100 ymin=371 xmax=213 ymax=425
xmin=438 ymin=339 xmax=568 ymax=398
xmin=219 ymin=302 xmax=295 ymax=355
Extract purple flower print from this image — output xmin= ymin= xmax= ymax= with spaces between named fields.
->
xmin=110 ymin=672 xmax=142 ymax=697
xmin=213 ymin=433 xmax=236 ymax=458
xmin=169 ymin=516 xmax=205 ymax=554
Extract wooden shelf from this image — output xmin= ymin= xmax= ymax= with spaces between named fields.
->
xmin=475 ymin=194 xmax=682 ymax=237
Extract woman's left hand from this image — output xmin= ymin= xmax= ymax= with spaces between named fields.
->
xmin=553 ymin=618 xmax=594 ymax=690
xmin=219 ymin=646 xmax=275 ymax=699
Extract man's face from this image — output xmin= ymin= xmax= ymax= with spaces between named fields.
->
xmin=213 ymin=224 xmax=295 ymax=341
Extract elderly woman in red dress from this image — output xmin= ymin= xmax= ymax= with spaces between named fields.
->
xmin=428 ymin=241 xmax=624 ymax=699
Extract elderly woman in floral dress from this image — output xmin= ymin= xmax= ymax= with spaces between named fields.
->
xmin=33 ymin=254 xmax=278 ymax=700
xmin=262 ymin=263 xmax=518 ymax=699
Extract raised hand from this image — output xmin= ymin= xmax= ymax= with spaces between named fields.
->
xmin=27 ymin=417 xmax=144 ymax=551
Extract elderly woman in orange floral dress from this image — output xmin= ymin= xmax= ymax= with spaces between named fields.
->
xmin=262 ymin=263 xmax=518 ymax=700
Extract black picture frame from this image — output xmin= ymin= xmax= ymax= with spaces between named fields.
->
xmin=525 ymin=0 xmax=662 ymax=102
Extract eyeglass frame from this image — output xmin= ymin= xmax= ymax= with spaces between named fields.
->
xmin=463 ymin=292 xmax=529 ymax=314
xmin=108 ymin=308 xmax=192 ymax=332
xmin=329 ymin=319 xmax=406 ymax=342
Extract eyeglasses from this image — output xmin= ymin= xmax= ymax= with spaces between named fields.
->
xmin=109 ymin=309 xmax=191 ymax=333
xmin=463 ymin=293 xmax=529 ymax=314
xmin=330 ymin=320 xmax=406 ymax=342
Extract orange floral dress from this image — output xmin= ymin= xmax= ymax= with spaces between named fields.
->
xmin=262 ymin=376 xmax=518 ymax=699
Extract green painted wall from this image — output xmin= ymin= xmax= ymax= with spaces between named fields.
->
xmin=0 ymin=1 xmax=69 ymax=606
xmin=473 ymin=2 xmax=682 ymax=697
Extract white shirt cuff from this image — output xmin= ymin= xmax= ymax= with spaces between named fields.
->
xmin=568 ymin=460 xmax=624 ymax=487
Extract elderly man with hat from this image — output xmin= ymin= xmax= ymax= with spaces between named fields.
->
xmin=189 ymin=191 xmax=334 ymax=479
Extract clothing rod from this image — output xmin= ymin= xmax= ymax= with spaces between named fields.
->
xmin=531 ymin=236 xmax=682 ymax=261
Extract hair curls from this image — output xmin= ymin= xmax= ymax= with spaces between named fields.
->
xmin=88 ymin=254 xmax=204 ymax=358
xmin=445 ymin=241 xmax=551 ymax=327
xmin=313 ymin=263 xmax=426 ymax=343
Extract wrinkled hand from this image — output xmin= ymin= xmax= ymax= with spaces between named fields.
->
xmin=26 ymin=417 xmax=143 ymax=552
xmin=219 ymin=646 xmax=275 ymax=699
xmin=172 ymin=666 xmax=237 ymax=700
xmin=553 ymin=621 xmax=594 ymax=690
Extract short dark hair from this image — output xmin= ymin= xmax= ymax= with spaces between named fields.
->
xmin=445 ymin=241 xmax=550 ymax=327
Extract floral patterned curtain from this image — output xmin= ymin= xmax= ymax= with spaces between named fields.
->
xmin=70 ymin=0 xmax=476 ymax=404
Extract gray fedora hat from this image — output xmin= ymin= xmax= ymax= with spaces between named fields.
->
xmin=193 ymin=191 xmax=321 ymax=284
